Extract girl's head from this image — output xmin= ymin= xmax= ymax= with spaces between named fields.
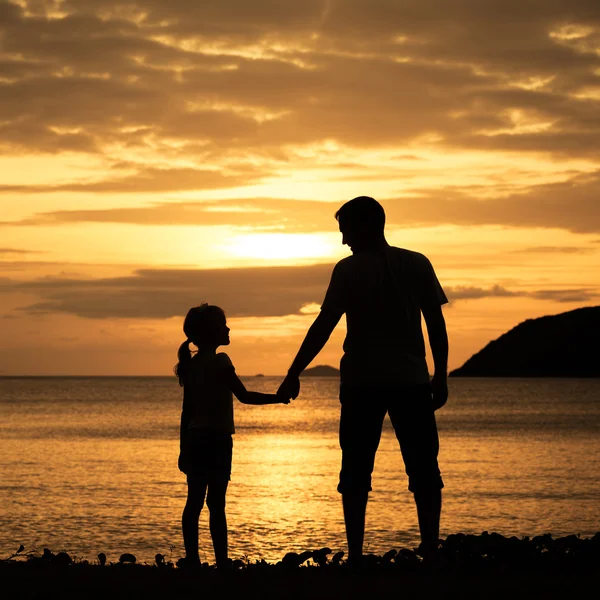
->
xmin=183 ymin=304 xmax=229 ymax=347
xmin=174 ymin=304 xmax=230 ymax=385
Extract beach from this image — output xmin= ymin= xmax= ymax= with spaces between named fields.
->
xmin=3 ymin=533 xmax=598 ymax=599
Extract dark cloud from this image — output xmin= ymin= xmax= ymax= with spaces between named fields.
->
xmin=1 ymin=264 xmax=334 ymax=319
xmin=0 ymin=264 xmax=595 ymax=319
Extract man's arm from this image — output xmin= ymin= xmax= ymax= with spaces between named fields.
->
xmin=422 ymin=303 xmax=449 ymax=410
xmin=278 ymin=309 xmax=343 ymax=399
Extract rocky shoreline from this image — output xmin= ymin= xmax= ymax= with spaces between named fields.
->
xmin=3 ymin=532 xmax=598 ymax=599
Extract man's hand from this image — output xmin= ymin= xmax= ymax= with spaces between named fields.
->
xmin=277 ymin=374 xmax=300 ymax=402
xmin=275 ymin=392 xmax=291 ymax=404
xmin=430 ymin=373 xmax=448 ymax=411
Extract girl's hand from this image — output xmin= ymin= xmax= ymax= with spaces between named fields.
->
xmin=276 ymin=391 xmax=291 ymax=404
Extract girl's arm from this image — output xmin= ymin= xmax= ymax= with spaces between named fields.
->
xmin=227 ymin=371 xmax=289 ymax=405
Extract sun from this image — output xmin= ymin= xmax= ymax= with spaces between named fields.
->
xmin=226 ymin=233 xmax=333 ymax=260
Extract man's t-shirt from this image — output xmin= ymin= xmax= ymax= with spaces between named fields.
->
xmin=183 ymin=352 xmax=235 ymax=434
xmin=320 ymin=246 xmax=448 ymax=385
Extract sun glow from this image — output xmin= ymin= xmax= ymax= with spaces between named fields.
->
xmin=226 ymin=233 xmax=334 ymax=260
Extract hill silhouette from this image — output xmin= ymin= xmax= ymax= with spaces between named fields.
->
xmin=302 ymin=365 xmax=340 ymax=377
xmin=450 ymin=306 xmax=600 ymax=377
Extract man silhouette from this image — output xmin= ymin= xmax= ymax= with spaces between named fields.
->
xmin=278 ymin=196 xmax=448 ymax=563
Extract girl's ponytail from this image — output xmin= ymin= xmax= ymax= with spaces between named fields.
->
xmin=174 ymin=339 xmax=192 ymax=386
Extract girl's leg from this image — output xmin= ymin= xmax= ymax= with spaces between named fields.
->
xmin=182 ymin=475 xmax=208 ymax=563
xmin=206 ymin=478 xmax=229 ymax=566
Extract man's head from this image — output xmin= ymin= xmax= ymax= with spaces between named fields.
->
xmin=335 ymin=196 xmax=386 ymax=252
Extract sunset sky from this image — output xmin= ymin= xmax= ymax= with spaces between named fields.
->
xmin=1 ymin=0 xmax=599 ymax=375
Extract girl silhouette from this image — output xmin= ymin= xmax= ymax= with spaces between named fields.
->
xmin=175 ymin=304 xmax=289 ymax=567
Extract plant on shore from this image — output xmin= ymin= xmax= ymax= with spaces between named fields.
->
xmin=2 ymin=532 xmax=599 ymax=573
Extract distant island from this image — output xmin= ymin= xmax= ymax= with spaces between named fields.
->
xmin=450 ymin=306 xmax=600 ymax=377
xmin=302 ymin=365 xmax=340 ymax=377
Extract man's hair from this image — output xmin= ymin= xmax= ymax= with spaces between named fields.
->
xmin=335 ymin=196 xmax=385 ymax=235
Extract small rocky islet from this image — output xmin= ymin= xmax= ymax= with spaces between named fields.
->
xmin=450 ymin=306 xmax=600 ymax=377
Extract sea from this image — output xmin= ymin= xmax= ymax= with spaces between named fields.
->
xmin=0 ymin=376 xmax=598 ymax=564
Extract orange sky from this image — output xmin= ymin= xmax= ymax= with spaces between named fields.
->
xmin=0 ymin=0 xmax=599 ymax=375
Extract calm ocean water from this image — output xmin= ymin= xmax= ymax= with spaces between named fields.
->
xmin=0 ymin=376 xmax=598 ymax=564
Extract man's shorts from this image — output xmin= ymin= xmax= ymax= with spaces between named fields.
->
xmin=178 ymin=427 xmax=233 ymax=482
xmin=337 ymin=383 xmax=443 ymax=494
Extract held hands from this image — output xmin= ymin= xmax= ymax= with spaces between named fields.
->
xmin=276 ymin=391 xmax=291 ymax=405
xmin=430 ymin=373 xmax=448 ymax=411
xmin=277 ymin=373 xmax=300 ymax=404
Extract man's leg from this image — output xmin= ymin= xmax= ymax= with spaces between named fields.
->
xmin=388 ymin=384 xmax=444 ymax=555
xmin=338 ymin=384 xmax=386 ymax=563
xmin=342 ymin=491 xmax=369 ymax=561
xmin=414 ymin=488 xmax=442 ymax=556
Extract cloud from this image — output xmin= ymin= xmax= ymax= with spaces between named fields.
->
xmin=0 ymin=0 xmax=598 ymax=161
xmin=511 ymin=246 xmax=596 ymax=254
xmin=380 ymin=170 xmax=600 ymax=234
xmin=527 ymin=289 xmax=599 ymax=302
xmin=446 ymin=284 xmax=598 ymax=303
xmin=2 ymin=170 xmax=600 ymax=233
xmin=446 ymin=285 xmax=520 ymax=300
xmin=0 ymin=247 xmax=39 ymax=254
xmin=0 ymin=198 xmax=339 ymax=229
xmin=1 ymin=264 xmax=334 ymax=319
xmin=0 ymin=165 xmax=269 ymax=193
xmin=1 ymin=264 xmax=596 ymax=320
